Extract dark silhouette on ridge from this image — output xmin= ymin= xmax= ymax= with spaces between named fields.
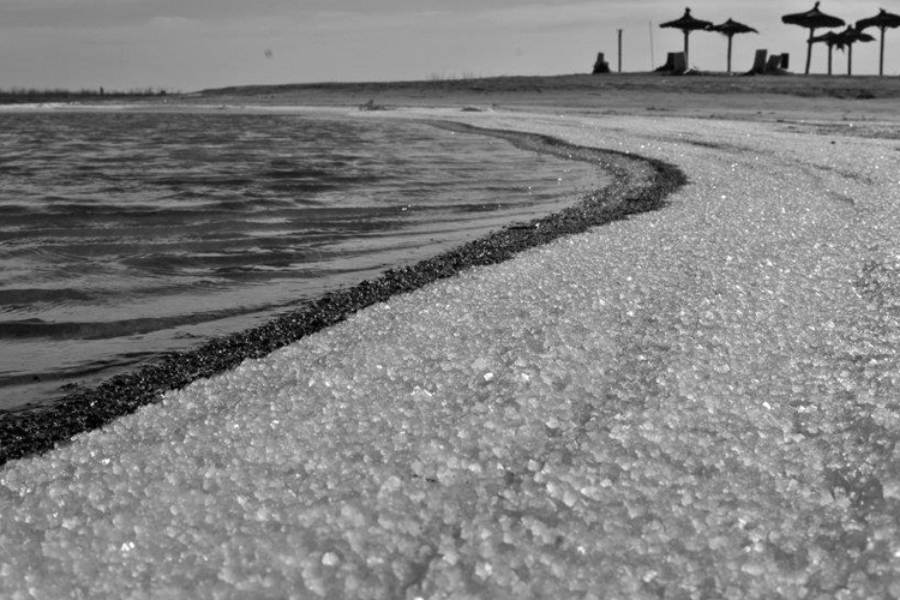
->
xmin=708 ymin=18 xmax=758 ymax=74
xmin=782 ymin=2 xmax=846 ymax=75
xmin=660 ymin=7 xmax=713 ymax=72
xmin=856 ymin=9 xmax=900 ymax=76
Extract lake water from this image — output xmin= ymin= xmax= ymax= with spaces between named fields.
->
xmin=0 ymin=109 xmax=610 ymax=412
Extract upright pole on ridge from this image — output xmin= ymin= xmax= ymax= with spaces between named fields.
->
xmin=618 ymin=29 xmax=623 ymax=72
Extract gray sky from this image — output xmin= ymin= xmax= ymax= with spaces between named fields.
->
xmin=1 ymin=1 xmax=897 ymax=92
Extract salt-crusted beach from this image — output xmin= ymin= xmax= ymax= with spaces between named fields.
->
xmin=3 ymin=76 xmax=900 ymax=598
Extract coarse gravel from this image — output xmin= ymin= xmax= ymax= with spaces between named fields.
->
xmin=2 ymin=109 xmax=900 ymax=599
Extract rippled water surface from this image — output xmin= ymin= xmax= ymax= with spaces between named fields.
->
xmin=0 ymin=110 xmax=609 ymax=411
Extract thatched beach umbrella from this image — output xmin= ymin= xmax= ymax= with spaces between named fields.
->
xmin=856 ymin=9 xmax=900 ymax=76
xmin=660 ymin=8 xmax=713 ymax=71
xmin=810 ymin=30 xmax=844 ymax=75
xmin=709 ymin=18 xmax=758 ymax=74
xmin=834 ymin=26 xmax=875 ymax=76
xmin=782 ymin=2 xmax=846 ymax=74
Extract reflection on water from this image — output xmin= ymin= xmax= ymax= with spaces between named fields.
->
xmin=0 ymin=111 xmax=610 ymax=411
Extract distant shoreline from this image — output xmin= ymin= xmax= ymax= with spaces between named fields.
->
xmin=7 ymin=73 xmax=900 ymax=124
xmin=0 ymin=88 xmax=171 ymax=105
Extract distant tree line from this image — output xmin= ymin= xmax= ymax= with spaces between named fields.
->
xmin=0 ymin=87 xmax=173 ymax=104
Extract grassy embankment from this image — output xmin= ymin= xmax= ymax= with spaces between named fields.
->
xmin=190 ymin=72 xmax=900 ymax=102
xmin=184 ymin=72 xmax=900 ymax=123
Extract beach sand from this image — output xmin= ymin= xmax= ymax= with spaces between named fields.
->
xmin=3 ymin=74 xmax=900 ymax=598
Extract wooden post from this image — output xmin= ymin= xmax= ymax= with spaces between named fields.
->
xmin=618 ymin=29 xmax=623 ymax=72
xmin=805 ymin=28 xmax=815 ymax=74
xmin=726 ymin=34 xmax=734 ymax=73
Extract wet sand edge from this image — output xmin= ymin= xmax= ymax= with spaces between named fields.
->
xmin=0 ymin=120 xmax=686 ymax=466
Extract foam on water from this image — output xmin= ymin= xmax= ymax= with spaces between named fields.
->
xmin=2 ymin=110 xmax=900 ymax=598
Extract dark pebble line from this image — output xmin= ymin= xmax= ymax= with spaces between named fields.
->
xmin=0 ymin=121 xmax=686 ymax=467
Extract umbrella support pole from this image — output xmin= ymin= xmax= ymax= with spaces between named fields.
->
xmin=805 ymin=28 xmax=815 ymax=74
xmin=726 ymin=35 xmax=733 ymax=73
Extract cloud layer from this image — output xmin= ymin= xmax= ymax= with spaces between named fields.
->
xmin=0 ymin=0 xmax=894 ymax=91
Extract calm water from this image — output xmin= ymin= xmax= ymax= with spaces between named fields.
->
xmin=0 ymin=110 xmax=609 ymax=412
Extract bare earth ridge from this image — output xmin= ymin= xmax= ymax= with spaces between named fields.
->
xmin=190 ymin=72 xmax=900 ymax=124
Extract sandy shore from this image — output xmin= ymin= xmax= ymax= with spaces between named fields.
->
xmin=0 ymin=121 xmax=681 ymax=463
xmin=3 ymin=76 xmax=900 ymax=598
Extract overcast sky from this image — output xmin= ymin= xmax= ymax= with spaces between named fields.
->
xmin=1 ymin=1 xmax=898 ymax=92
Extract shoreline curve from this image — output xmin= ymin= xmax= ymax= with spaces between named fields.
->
xmin=0 ymin=120 xmax=686 ymax=466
